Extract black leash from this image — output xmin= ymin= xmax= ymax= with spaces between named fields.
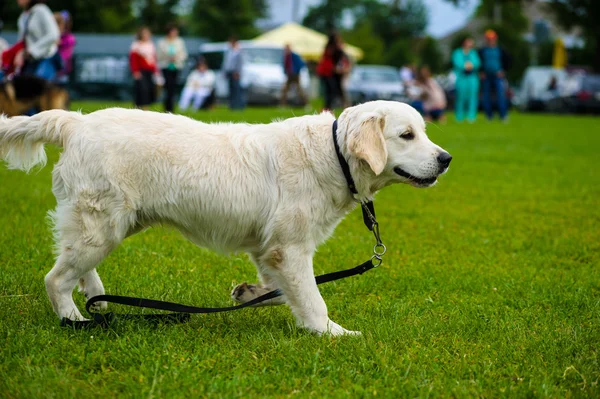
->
xmin=61 ymin=120 xmax=386 ymax=329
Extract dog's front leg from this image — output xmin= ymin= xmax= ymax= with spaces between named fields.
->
xmin=261 ymin=245 xmax=360 ymax=336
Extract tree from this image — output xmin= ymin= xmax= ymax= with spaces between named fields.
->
xmin=418 ymin=36 xmax=444 ymax=73
xmin=137 ymin=0 xmax=180 ymax=34
xmin=302 ymin=0 xmax=358 ymax=33
xmin=342 ymin=21 xmax=385 ymax=65
xmin=1 ymin=0 xmax=136 ymax=33
xmin=189 ymin=0 xmax=268 ymax=41
xmin=547 ymin=0 xmax=600 ymax=71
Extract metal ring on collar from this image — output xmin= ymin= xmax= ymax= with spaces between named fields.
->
xmin=373 ymin=243 xmax=387 ymax=257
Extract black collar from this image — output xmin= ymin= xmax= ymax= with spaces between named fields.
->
xmin=332 ymin=120 xmax=377 ymax=231
xmin=332 ymin=119 xmax=357 ymax=195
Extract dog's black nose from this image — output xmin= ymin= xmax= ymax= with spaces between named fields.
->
xmin=437 ymin=152 xmax=452 ymax=167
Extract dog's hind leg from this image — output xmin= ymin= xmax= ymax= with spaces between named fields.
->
xmin=230 ymin=252 xmax=286 ymax=307
xmin=45 ymin=201 xmax=130 ymax=320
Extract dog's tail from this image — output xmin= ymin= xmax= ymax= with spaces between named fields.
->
xmin=0 ymin=109 xmax=83 ymax=172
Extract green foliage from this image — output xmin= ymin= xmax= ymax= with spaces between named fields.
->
xmin=1 ymin=0 xmax=136 ymax=33
xmin=303 ymin=0 xmax=427 ymax=67
xmin=1 ymin=102 xmax=600 ymax=397
xmin=302 ymin=0 xmax=358 ymax=33
xmin=189 ymin=0 xmax=267 ymax=41
xmin=341 ymin=21 xmax=385 ymax=65
xmin=384 ymin=39 xmax=415 ymax=68
xmin=137 ymin=0 xmax=180 ymax=34
xmin=547 ymin=0 xmax=600 ymax=70
xmin=418 ymin=36 xmax=444 ymax=73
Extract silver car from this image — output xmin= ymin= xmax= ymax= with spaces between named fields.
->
xmin=347 ymin=65 xmax=407 ymax=105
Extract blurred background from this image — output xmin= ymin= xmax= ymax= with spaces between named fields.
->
xmin=0 ymin=0 xmax=598 ymax=115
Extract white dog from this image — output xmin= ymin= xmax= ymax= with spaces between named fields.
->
xmin=0 ymin=101 xmax=451 ymax=335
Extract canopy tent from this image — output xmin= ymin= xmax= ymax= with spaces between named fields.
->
xmin=254 ymin=22 xmax=364 ymax=62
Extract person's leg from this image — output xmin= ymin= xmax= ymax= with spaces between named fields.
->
xmin=227 ymin=75 xmax=235 ymax=109
xmin=233 ymin=78 xmax=243 ymax=110
xmin=466 ymin=75 xmax=480 ymax=122
xmin=280 ymin=76 xmax=291 ymax=106
xmin=178 ymin=87 xmax=194 ymax=110
xmin=162 ymin=69 xmax=176 ymax=112
xmin=454 ymin=77 xmax=466 ymax=122
xmin=495 ymin=76 xmax=508 ymax=120
xmin=192 ymin=91 xmax=209 ymax=110
xmin=295 ymin=76 xmax=308 ymax=105
xmin=322 ymin=78 xmax=332 ymax=110
xmin=482 ymin=75 xmax=493 ymax=120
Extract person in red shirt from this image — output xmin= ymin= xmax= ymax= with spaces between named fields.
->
xmin=129 ymin=26 xmax=161 ymax=110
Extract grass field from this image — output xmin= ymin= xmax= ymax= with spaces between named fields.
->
xmin=0 ymin=102 xmax=599 ymax=398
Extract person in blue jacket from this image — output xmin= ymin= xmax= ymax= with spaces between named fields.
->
xmin=280 ymin=44 xmax=308 ymax=106
xmin=452 ymin=36 xmax=481 ymax=123
xmin=479 ymin=29 xmax=512 ymax=121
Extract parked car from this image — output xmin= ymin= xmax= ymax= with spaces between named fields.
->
xmin=517 ymin=66 xmax=568 ymax=112
xmin=347 ymin=65 xmax=407 ymax=105
xmin=199 ymin=41 xmax=310 ymax=105
xmin=562 ymin=74 xmax=600 ymax=114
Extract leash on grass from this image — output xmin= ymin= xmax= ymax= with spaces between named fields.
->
xmin=61 ymin=120 xmax=386 ymax=329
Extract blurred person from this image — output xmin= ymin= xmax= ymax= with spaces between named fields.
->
xmin=316 ymin=34 xmax=337 ymax=110
xmin=16 ymin=0 xmax=60 ymax=81
xmin=416 ymin=65 xmax=447 ymax=123
xmin=157 ymin=24 xmax=188 ymax=113
xmin=479 ymin=29 xmax=512 ymax=122
xmin=280 ymin=44 xmax=307 ymax=106
xmin=129 ymin=26 xmax=161 ymax=110
xmin=333 ymin=34 xmax=351 ymax=108
xmin=400 ymin=63 xmax=416 ymax=85
xmin=317 ymin=33 xmax=350 ymax=110
xmin=452 ymin=36 xmax=480 ymax=123
xmin=223 ymin=36 xmax=244 ymax=110
xmin=54 ymin=11 xmax=75 ymax=85
xmin=178 ymin=58 xmax=215 ymax=111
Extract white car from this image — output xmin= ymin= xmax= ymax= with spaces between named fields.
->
xmin=199 ymin=41 xmax=311 ymax=105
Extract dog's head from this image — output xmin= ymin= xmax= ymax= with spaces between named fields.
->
xmin=338 ymin=101 xmax=451 ymax=192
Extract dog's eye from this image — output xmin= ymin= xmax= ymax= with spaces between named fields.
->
xmin=400 ymin=131 xmax=414 ymax=140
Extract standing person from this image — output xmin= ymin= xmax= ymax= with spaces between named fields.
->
xmin=222 ymin=36 xmax=244 ymax=110
xmin=416 ymin=65 xmax=447 ymax=123
xmin=479 ymin=29 xmax=511 ymax=122
xmin=316 ymin=34 xmax=338 ymax=111
xmin=333 ymin=34 xmax=352 ymax=109
xmin=452 ymin=36 xmax=481 ymax=123
xmin=178 ymin=58 xmax=216 ymax=111
xmin=16 ymin=0 xmax=60 ymax=81
xmin=54 ymin=11 xmax=76 ymax=85
xmin=157 ymin=24 xmax=187 ymax=113
xmin=280 ymin=44 xmax=307 ymax=106
xmin=129 ymin=26 xmax=160 ymax=110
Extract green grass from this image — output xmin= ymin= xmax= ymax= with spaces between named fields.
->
xmin=1 ymin=102 xmax=599 ymax=398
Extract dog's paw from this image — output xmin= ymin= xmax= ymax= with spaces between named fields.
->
xmin=319 ymin=320 xmax=361 ymax=337
xmin=231 ymin=282 xmax=258 ymax=303
xmin=231 ymin=282 xmax=285 ymax=307
xmin=87 ymin=300 xmax=107 ymax=313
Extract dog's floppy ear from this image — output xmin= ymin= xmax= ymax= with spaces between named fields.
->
xmin=348 ymin=112 xmax=387 ymax=175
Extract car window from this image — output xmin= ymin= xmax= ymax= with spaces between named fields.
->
xmin=201 ymin=51 xmax=224 ymax=70
xmin=243 ymin=48 xmax=283 ymax=65
xmin=360 ymin=69 xmax=400 ymax=83
xmin=582 ymin=76 xmax=600 ymax=91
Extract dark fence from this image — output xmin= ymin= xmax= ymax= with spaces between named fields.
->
xmin=1 ymin=32 xmax=206 ymax=101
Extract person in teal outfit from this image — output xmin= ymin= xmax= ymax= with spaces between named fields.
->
xmin=452 ymin=37 xmax=481 ymax=122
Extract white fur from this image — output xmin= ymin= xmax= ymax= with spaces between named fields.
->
xmin=0 ymin=101 xmax=449 ymax=335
